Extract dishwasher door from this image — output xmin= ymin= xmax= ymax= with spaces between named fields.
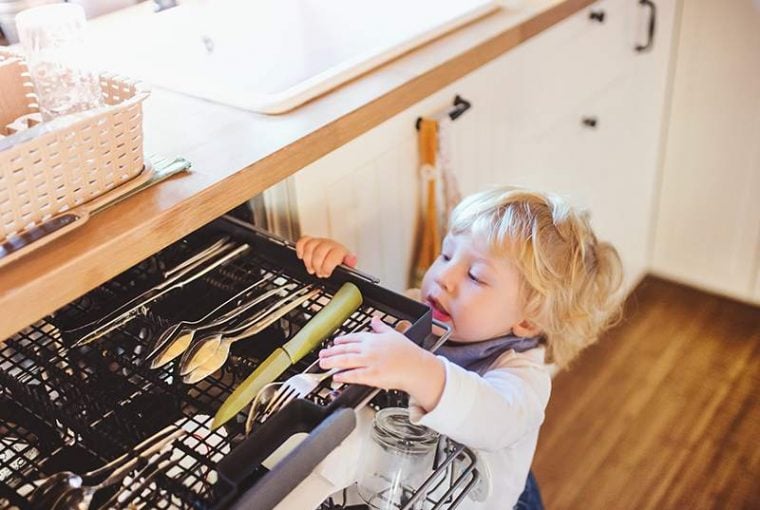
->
xmin=0 ymin=216 xmax=433 ymax=509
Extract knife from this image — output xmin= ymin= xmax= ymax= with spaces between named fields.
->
xmin=212 ymin=282 xmax=363 ymax=430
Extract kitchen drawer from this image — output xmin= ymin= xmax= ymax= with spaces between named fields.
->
xmin=0 ymin=217 xmax=455 ymax=509
xmin=508 ymin=0 xmax=635 ymax=138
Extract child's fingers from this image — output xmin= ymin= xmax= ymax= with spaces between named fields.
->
xmin=309 ymin=244 xmax=335 ymax=277
xmin=332 ymin=368 xmax=380 ymax=388
xmin=343 ymin=253 xmax=357 ymax=268
xmin=318 ymin=352 xmax=365 ymax=371
xmin=332 ymin=333 xmax=364 ymax=345
xmin=370 ymin=316 xmax=393 ymax=333
xmin=319 ymin=248 xmax=345 ymax=278
xmin=295 ymin=236 xmax=312 ymax=260
xmin=319 ymin=343 xmax=361 ymax=358
xmin=299 ymin=238 xmax=320 ymax=273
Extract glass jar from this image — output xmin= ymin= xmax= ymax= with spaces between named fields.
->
xmin=15 ymin=3 xmax=103 ymax=120
xmin=358 ymin=407 xmax=439 ymax=510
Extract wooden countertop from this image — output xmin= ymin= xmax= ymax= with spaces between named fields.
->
xmin=0 ymin=0 xmax=595 ymax=340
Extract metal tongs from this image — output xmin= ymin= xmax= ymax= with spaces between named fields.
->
xmin=67 ymin=238 xmax=250 ymax=347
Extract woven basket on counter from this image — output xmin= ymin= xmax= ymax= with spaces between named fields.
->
xmin=0 ymin=48 xmax=149 ymax=244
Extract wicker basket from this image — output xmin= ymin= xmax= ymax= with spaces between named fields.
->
xmin=0 ymin=48 xmax=149 ymax=243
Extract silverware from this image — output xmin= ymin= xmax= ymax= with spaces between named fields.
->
xmin=147 ymin=273 xmax=276 ymax=368
xmin=174 ymin=284 xmax=298 ymax=375
xmin=28 ymin=425 xmax=182 ymax=509
xmin=96 ymin=450 xmax=177 ymax=510
xmin=262 ymin=364 xmax=339 ymax=418
xmin=72 ymin=243 xmax=250 ymax=347
xmin=244 ymin=382 xmax=281 ymax=435
xmin=51 ymin=429 xmax=183 ymax=510
xmin=65 ymin=238 xmax=229 ymax=336
xmin=252 ymin=317 xmax=370 ymax=425
xmin=182 ymin=287 xmax=321 ymax=384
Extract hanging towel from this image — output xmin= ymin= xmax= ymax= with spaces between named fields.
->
xmin=438 ymin=116 xmax=462 ymax=225
xmin=411 ymin=118 xmax=440 ymax=288
xmin=411 ymin=117 xmax=462 ymax=288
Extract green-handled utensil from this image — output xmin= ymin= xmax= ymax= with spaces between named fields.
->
xmin=212 ymin=282 xmax=363 ymax=430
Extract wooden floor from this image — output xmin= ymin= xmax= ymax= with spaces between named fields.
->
xmin=533 ymin=276 xmax=760 ymax=509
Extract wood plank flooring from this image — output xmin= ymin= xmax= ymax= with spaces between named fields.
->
xmin=533 ymin=276 xmax=760 ymax=509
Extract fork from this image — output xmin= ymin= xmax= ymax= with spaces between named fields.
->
xmin=260 ymin=316 xmax=372 ymax=419
xmin=260 ymin=362 xmax=340 ymax=419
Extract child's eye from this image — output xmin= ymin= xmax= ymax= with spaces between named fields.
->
xmin=468 ymin=272 xmax=484 ymax=284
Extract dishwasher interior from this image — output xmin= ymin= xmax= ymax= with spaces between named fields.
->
xmin=0 ymin=216 xmax=479 ymax=510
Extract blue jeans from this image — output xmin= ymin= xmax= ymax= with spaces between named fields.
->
xmin=514 ymin=471 xmax=544 ymax=510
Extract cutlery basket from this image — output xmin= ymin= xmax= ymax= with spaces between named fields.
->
xmin=0 ymin=48 xmax=149 ymax=246
xmin=0 ymin=216 xmax=478 ymax=509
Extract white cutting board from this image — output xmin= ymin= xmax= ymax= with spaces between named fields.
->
xmin=97 ymin=0 xmax=499 ymax=114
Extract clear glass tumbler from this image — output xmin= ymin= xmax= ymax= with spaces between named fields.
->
xmin=358 ymin=407 xmax=440 ymax=510
xmin=15 ymin=3 xmax=103 ymax=120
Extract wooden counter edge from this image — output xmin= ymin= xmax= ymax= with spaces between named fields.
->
xmin=0 ymin=0 xmax=596 ymax=340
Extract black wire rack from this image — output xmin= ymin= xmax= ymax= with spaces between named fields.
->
xmin=0 ymin=219 xmax=431 ymax=510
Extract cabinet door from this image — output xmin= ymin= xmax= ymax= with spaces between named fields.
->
xmin=651 ymin=0 xmax=760 ymax=303
xmin=506 ymin=74 xmax=654 ymax=294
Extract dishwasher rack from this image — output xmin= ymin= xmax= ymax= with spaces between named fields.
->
xmin=0 ymin=218 xmax=477 ymax=509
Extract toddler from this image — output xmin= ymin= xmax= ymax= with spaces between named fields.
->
xmin=288 ymin=187 xmax=623 ymax=509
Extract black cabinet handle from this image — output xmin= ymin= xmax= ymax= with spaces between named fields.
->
xmin=582 ymin=117 xmax=598 ymax=128
xmin=636 ymin=0 xmax=657 ymax=52
xmin=589 ymin=10 xmax=605 ymax=23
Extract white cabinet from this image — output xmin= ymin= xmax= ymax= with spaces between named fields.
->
xmin=651 ymin=0 xmax=760 ymax=304
xmin=290 ymin=0 xmax=677 ymax=296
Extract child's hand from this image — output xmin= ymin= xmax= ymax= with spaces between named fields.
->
xmin=319 ymin=317 xmax=445 ymax=411
xmin=295 ymin=236 xmax=357 ymax=278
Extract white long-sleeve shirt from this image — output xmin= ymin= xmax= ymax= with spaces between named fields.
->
xmin=409 ymin=346 xmax=551 ymax=508
xmin=275 ymin=346 xmax=551 ymax=510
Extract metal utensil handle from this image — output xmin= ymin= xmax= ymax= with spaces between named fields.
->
xmin=146 ymin=274 xmax=273 ymax=360
xmin=98 ymin=450 xmax=174 ymax=510
xmin=206 ymin=284 xmax=285 ymax=329
xmin=228 ymin=288 xmax=320 ymax=341
xmin=84 ymin=424 xmax=178 ymax=479
xmin=74 ymin=244 xmax=249 ymax=347
xmin=218 ymin=286 xmax=309 ymax=337
xmin=195 ymin=273 xmax=275 ymax=324
xmin=66 ymin=238 xmax=233 ymax=335
xmin=96 ymin=428 xmax=183 ymax=490
xmin=111 ymin=455 xmax=180 ymax=510
xmin=162 ymin=237 xmax=229 ymax=281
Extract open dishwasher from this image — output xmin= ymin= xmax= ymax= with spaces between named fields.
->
xmin=0 ymin=216 xmax=480 ymax=510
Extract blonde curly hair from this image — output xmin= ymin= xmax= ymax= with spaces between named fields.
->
xmin=449 ymin=187 xmax=624 ymax=369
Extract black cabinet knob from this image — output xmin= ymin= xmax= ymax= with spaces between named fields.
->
xmin=582 ymin=117 xmax=598 ymax=128
xmin=589 ymin=10 xmax=605 ymax=23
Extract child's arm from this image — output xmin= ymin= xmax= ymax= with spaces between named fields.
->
xmin=320 ymin=321 xmax=550 ymax=451
xmin=408 ymin=354 xmax=551 ymax=451
xmin=295 ymin=236 xmax=357 ymax=278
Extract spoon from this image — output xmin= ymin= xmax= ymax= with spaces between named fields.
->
xmin=180 ymin=286 xmax=318 ymax=377
xmin=182 ymin=288 xmax=321 ymax=383
xmin=148 ymin=275 xmax=277 ymax=368
xmin=51 ymin=431 xmax=179 ymax=510
xmin=244 ymin=382 xmax=281 ymax=435
xmin=28 ymin=424 xmax=180 ymax=508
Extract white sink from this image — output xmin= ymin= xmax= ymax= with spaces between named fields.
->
xmin=94 ymin=0 xmax=498 ymax=114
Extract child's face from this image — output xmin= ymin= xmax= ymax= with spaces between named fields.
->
xmin=420 ymin=232 xmax=535 ymax=342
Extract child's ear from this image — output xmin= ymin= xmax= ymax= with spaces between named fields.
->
xmin=513 ymin=319 xmax=542 ymax=338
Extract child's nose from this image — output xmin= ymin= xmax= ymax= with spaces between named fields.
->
xmin=434 ymin=265 xmax=458 ymax=292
